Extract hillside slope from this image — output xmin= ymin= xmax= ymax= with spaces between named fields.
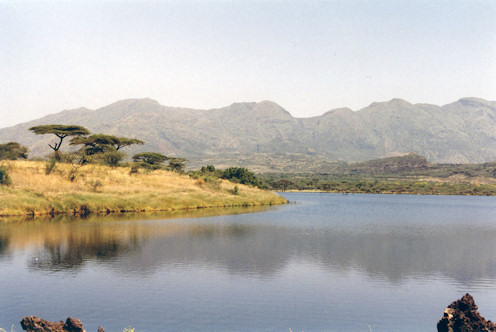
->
xmin=1 ymin=97 xmax=495 ymax=166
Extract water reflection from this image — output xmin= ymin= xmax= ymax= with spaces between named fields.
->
xmin=0 ymin=233 xmax=9 ymax=258
xmin=27 ymin=230 xmax=140 ymax=272
xmin=1 ymin=211 xmax=495 ymax=283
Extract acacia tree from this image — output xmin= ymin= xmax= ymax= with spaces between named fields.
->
xmin=70 ymin=134 xmax=145 ymax=167
xmin=29 ymin=125 xmax=90 ymax=153
xmin=0 ymin=142 xmax=29 ymax=160
xmin=113 ymin=137 xmax=145 ymax=151
xmin=132 ymin=152 xmax=169 ymax=166
xmin=70 ymin=134 xmax=144 ymax=154
xmin=275 ymin=179 xmax=295 ymax=192
xmin=167 ymin=157 xmax=187 ymax=172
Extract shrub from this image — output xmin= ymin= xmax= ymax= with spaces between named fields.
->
xmin=0 ymin=167 xmax=11 ymax=185
xmin=201 ymin=175 xmax=221 ymax=190
xmin=221 ymin=167 xmax=262 ymax=188
xmin=0 ymin=141 xmax=29 ymax=160
xmin=129 ymin=163 xmax=140 ymax=175
xmin=45 ymin=159 xmax=57 ymax=175
xmin=201 ymin=165 xmax=216 ymax=173
xmin=98 ymin=150 xmax=125 ymax=167
xmin=87 ymin=179 xmax=103 ymax=192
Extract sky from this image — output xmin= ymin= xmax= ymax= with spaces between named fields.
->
xmin=1 ymin=1 xmax=495 ymax=128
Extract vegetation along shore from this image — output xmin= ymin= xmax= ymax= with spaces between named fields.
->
xmin=0 ymin=124 xmax=286 ymax=218
xmin=2 ymin=122 xmax=496 ymax=220
xmin=0 ymin=160 xmax=286 ymax=217
xmin=261 ymin=153 xmax=496 ymax=196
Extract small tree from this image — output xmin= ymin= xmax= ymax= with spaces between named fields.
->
xmin=99 ymin=150 xmax=126 ymax=167
xmin=168 ymin=157 xmax=187 ymax=172
xmin=275 ymin=179 xmax=295 ymax=192
xmin=63 ymin=149 xmax=92 ymax=181
xmin=0 ymin=142 xmax=29 ymax=160
xmin=132 ymin=152 xmax=169 ymax=169
xmin=29 ymin=125 xmax=90 ymax=160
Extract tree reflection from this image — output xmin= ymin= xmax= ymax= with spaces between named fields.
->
xmin=103 ymin=224 xmax=496 ymax=284
xmin=2 ymin=213 xmax=496 ymax=283
xmin=26 ymin=225 xmax=142 ymax=272
xmin=0 ymin=234 xmax=9 ymax=258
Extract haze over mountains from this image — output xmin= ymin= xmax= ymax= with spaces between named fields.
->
xmin=1 ymin=97 xmax=495 ymax=169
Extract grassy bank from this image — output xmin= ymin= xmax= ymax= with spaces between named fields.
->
xmin=0 ymin=160 xmax=287 ymax=217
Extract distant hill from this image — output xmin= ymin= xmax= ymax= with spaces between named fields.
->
xmin=351 ymin=153 xmax=430 ymax=174
xmin=1 ymin=97 xmax=496 ymax=170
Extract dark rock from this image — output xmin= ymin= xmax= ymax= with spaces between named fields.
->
xmin=63 ymin=318 xmax=84 ymax=332
xmin=20 ymin=316 xmax=90 ymax=332
xmin=20 ymin=316 xmax=65 ymax=332
xmin=97 ymin=327 xmax=104 ymax=332
xmin=437 ymin=293 xmax=496 ymax=331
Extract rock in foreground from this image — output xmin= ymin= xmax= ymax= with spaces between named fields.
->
xmin=20 ymin=316 xmax=104 ymax=332
xmin=437 ymin=293 xmax=496 ymax=331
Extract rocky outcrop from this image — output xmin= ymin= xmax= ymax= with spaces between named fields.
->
xmin=437 ymin=293 xmax=496 ymax=331
xmin=20 ymin=316 xmax=104 ymax=332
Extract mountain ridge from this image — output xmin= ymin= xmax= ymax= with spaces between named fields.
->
xmin=1 ymin=97 xmax=496 ymax=168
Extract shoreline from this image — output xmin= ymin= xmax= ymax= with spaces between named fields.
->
xmin=0 ymin=160 xmax=287 ymax=218
xmin=0 ymin=200 xmax=284 ymax=218
xmin=281 ymin=189 xmax=496 ymax=196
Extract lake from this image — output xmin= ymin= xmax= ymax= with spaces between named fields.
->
xmin=1 ymin=193 xmax=496 ymax=331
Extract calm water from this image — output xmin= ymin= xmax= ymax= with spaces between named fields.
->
xmin=1 ymin=193 xmax=496 ymax=331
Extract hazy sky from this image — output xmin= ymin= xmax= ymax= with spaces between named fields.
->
xmin=1 ymin=1 xmax=495 ymax=128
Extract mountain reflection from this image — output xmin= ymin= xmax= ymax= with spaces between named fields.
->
xmin=1 ymin=213 xmax=495 ymax=283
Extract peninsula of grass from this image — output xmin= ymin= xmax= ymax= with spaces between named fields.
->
xmin=0 ymin=160 xmax=287 ymax=217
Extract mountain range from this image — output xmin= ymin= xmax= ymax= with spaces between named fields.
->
xmin=1 ymin=97 xmax=495 ymax=170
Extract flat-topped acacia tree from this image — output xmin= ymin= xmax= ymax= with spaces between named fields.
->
xmin=70 ymin=134 xmax=145 ymax=167
xmin=29 ymin=125 xmax=90 ymax=152
xmin=133 ymin=152 xmax=169 ymax=165
xmin=70 ymin=134 xmax=144 ymax=155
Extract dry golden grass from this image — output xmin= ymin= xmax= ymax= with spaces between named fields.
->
xmin=0 ymin=160 xmax=287 ymax=216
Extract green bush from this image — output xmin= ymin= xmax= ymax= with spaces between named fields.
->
xmin=0 ymin=141 xmax=29 ymax=160
xmin=201 ymin=165 xmax=216 ymax=173
xmin=221 ymin=167 xmax=262 ymax=188
xmin=0 ymin=167 xmax=11 ymax=185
